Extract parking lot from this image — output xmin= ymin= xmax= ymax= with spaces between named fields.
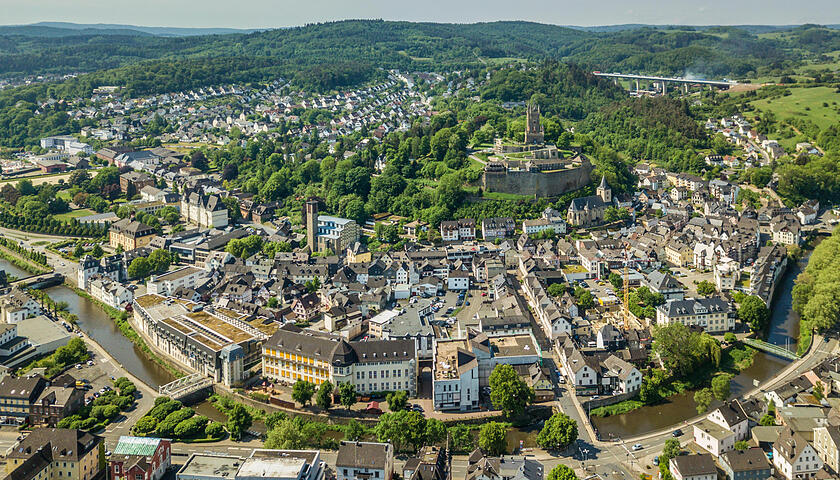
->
xmin=63 ymin=348 xmax=152 ymax=435
xmin=394 ymin=287 xmax=488 ymax=338
xmin=668 ymin=266 xmax=715 ymax=297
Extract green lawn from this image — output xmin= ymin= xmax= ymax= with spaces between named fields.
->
xmin=54 ymin=209 xmax=95 ymax=221
xmin=483 ymin=191 xmax=533 ymax=201
xmin=750 ymin=86 xmax=840 ymax=130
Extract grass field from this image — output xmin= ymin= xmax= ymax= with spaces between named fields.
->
xmin=482 ymin=191 xmax=533 ymax=201
xmin=54 ymin=209 xmax=95 ymax=221
xmin=750 ymin=86 xmax=840 ymax=130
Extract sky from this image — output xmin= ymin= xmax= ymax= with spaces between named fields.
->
xmin=1 ymin=0 xmax=839 ymax=29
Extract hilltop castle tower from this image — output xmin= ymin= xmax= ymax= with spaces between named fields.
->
xmin=524 ymin=102 xmax=544 ymax=145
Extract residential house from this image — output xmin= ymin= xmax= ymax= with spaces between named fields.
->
xmin=4 ymin=428 xmax=103 ymax=480
xmin=110 ymin=436 xmax=172 ymax=480
xmin=465 ymin=454 xmax=544 ymax=480
xmin=719 ymin=448 xmax=772 ymax=480
xmin=481 ymin=217 xmax=515 ymax=241
xmin=772 ymin=427 xmax=824 ymax=480
xmin=771 ymin=215 xmax=802 ymax=246
xmin=0 ymin=374 xmax=47 ymax=424
xmin=813 ymin=425 xmax=840 ymax=474
xmin=440 ymin=219 xmax=476 ymax=242
xmin=336 ymin=442 xmax=393 ymax=480
xmin=669 ymin=454 xmax=717 ymax=480
xmin=120 ymin=171 xmax=155 ymax=194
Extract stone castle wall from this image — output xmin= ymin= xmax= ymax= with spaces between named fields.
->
xmin=483 ymin=163 xmax=593 ymax=198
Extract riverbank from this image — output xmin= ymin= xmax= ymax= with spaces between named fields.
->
xmin=590 ymin=341 xmax=758 ymax=418
xmin=61 ymin=283 xmax=184 ymax=379
xmin=0 ymin=243 xmax=49 ymax=275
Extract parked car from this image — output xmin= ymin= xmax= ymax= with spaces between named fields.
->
xmin=672 ymin=429 xmax=682 ymax=437
xmin=653 ymin=456 xmax=659 ymax=466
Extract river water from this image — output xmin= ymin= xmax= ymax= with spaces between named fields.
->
xmin=43 ymin=284 xmax=176 ymax=388
xmin=0 ymin=258 xmax=34 ymax=279
xmin=592 ymin=251 xmax=810 ymax=439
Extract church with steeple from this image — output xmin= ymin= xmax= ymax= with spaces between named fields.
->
xmin=567 ymin=176 xmax=612 ymax=226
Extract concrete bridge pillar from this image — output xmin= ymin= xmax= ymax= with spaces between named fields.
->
xmin=661 ymin=81 xmax=667 ymax=95
xmin=635 ymin=80 xmax=640 ymax=91
xmin=684 ymin=84 xmax=689 ymax=94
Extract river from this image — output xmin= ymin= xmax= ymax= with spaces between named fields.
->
xmin=43 ymin=284 xmax=176 ymax=388
xmin=0 ymin=257 xmax=35 ymax=279
xmin=591 ymin=251 xmax=811 ymax=439
xmin=0 ymin=257 xmax=174 ymax=389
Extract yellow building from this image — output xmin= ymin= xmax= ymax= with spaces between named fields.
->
xmin=665 ymin=241 xmax=694 ymax=267
xmin=109 ymin=218 xmax=156 ymax=251
xmin=5 ymin=428 xmax=103 ymax=480
xmin=263 ymin=324 xmax=417 ymax=395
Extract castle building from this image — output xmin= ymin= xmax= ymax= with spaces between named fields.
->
xmin=485 ymin=103 xmax=592 ymax=197
xmin=524 ymin=102 xmax=545 ymax=145
xmin=567 ymin=176 xmax=612 ymax=227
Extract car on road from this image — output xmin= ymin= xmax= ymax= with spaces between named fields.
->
xmin=672 ymin=429 xmax=682 ymax=437
xmin=411 ymin=404 xmax=424 ymax=412
xmin=653 ymin=456 xmax=659 ymax=466
xmin=632 ymin=444 xmax=643 ymax=451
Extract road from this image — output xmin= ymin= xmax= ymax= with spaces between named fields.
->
xmin=0 ymin=171 xmax=77 ymax=186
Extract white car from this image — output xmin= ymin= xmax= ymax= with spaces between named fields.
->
xmin=632 ymin=444 xmax=643 ymax=451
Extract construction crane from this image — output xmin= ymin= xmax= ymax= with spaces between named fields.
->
xmin=623 ymin=245 xmax=631 ymax=329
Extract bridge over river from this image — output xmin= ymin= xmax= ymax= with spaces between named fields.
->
xmin=742 ymin=338 xmax=800 ymax=360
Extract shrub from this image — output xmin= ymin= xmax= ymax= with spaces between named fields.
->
xmin=134 ymin=416 xmax=157 ymax=434
xmin=149 ymin=399 xmax=182 ymax=420
xmin=174 ymin=416 xmax=209 ymax=438
xmin=205 ymin=422 xmax=225 ymax=438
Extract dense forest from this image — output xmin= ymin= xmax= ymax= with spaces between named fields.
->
xmin=1 ymin=20 xmax=836 ymax=89
xmin=578 ymin=97 xmax=710 ymax=172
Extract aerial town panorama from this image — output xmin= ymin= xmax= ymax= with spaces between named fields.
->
xmin=0 ymin=5 xmax=839 ymax=480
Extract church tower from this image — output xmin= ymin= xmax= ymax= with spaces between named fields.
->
xmin=305 ymin=199 xmax=319 ymax=253
xmin=597 ymin=176 xmax=612 ymax=204
xmin=524 ymin=102 xmax=544 ymax=145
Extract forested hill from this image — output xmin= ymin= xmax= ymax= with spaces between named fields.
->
xmin=2 ymin=20 xmax=839 ymax=93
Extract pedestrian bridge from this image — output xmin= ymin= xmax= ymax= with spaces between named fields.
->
xmin=742 ymin=338 xmax=800 ymax=361
xmin=158 ymin=373 xmax=214 ymax=401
